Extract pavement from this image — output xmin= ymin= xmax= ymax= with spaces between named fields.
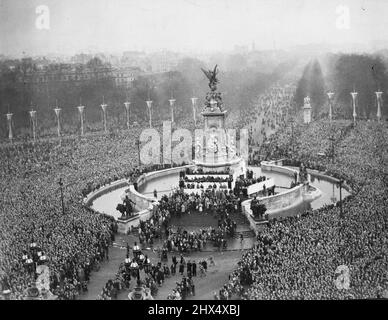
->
xmin=78 ymin=210 xmax=256 ymax=300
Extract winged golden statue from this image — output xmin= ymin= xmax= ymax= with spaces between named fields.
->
xmin=201 ymin=65 xmax=219 ymax=91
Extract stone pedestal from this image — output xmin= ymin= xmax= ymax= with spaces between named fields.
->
xmin=303 ymin=97 xmax=312 ymax=124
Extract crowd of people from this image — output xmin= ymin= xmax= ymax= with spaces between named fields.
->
xmin=221 ymin=120 xmax=388 ymax=299
xmin=1 ymin=75 xmax=386 ymax=301
xmin=167 ymin=276 xmax=196 ymax=300
xmin=244 ymin=84 xmax=296 ymax=147
xmin=182 ymin=175 xmax=232 ymax=183
xmin=0 ymin=125 xmax=169 ymax=299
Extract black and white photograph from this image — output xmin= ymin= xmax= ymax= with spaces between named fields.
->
xmin=0 ymin=0 xmax=387 ymax=303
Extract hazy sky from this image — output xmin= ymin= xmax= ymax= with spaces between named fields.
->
xmin=0 ymin=0 xmax=387 ymax=56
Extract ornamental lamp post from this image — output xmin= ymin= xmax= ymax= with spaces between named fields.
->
xmin=327 ymin=91 xmax=334 ymax=122
xmin=191 ymin=97 xmax=198 ymax=126
xmin=350 ymin=90 xmax=358 ymax=125
xmin=77 ymin=105 xmax=85 ymax=136
xmin=168 ymin=98 xmax=176 ymax=123
xmin=375 ymin=91 xmax=383 ymax=122
xmin=101 ymin=96 xmax=108 ymax=133
xmin=329 ymin=135 xmax=335 ymax=164
xmin=6 ymin=112 xmax=13 ymax=142
xmin=53 ymin=105 xmax=61 ymax=138
xmin=124 ymin=101 xmax=131 ymax=129
xmin=29 ymin=108 xmax=37 ymax=143
xmin=136 ymin=139 xmax=141 ymax=165
xmin=146 ymin=100 xmax=153 ymax=128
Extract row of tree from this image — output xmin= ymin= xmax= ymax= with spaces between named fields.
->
xmin=0 ymin=56 xmax=282 ymax=138
xmin=294 ymin=54 xmax=388 ymax=119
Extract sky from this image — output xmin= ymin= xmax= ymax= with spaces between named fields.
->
xmin=0 ymin=0 xmax=387 ymax=57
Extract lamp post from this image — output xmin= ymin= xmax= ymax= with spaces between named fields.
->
xmin=124 ymin=101 xmax=131 ymax=129
xmin=350 ymin=90 xmax=358 ymax=125
xmin=191 ymin=97 xmax=198 ymax=126
xmin=29 ymin=108 xmax=37 ymax=143
xmin=6 ymin=112 xmax=13 ymax=142
xmin=375 ymin=91 xmax=383 ymax=122
xmin=146 ymin=100 xmax=153 ymax=128
xmin=58 ymin=178 xmax=65 ymax=215
xmin=136 ymin=139 xmax=141 ymax=165
xmin=330 ymin=183 xmax=337 ymax=204
xmin=329 ymin=135 xmax=335 ymax=164
xmin=327 ymin=91 xmax=334 ymax=122
xmin=101 ymin=97 xmax=108 ymax=133
xmin=169 ymin=98 xmax=176 ymax=123
xmin=77 ymin=104 xmax=85 ymax=136
xmin=53 ymin=104 xmax=61 ymax=138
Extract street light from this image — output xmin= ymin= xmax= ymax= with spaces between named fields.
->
xmin=53 ymin=100 xmax=61 ymax=138
xmin=29 ymin=107 xmax=37 ymax=143
xmin=329 ymin=135 xmax=335 ymax=164
xmin=350 ymin=90 xmax=358 ymax=125
xmin=101 ymin=96 xmax=108 ymax=133
xmin=136 ymin=139 xmax=141 ymax=166
xmin=124 ymin=101 xmax=131 ymax=129
xmin=58 ymin=178 xmax=65 ymax=215
xmin=6 ymin=106 xmax=13 ymax=142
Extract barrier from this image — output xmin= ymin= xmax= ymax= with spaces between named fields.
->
xmin=246 ymin=178 xmax=275 ymax=195
xmin=84 ymin=178 xmax=129 ymax=207
xmin=128 ymin=164 xmax=195 ymax=211
xmin=136 ymin=164 xmax=195 ymax=190
xmin=241 ymin=183 xmax=307 ymax=229
xmin=260 ymin=160 xmax=298 ymax=177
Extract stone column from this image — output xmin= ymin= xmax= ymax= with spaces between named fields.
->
xmin=303 ymin=96 xmax=312 ymax=124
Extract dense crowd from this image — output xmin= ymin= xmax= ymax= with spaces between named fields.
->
xmin=0 ymin=121 xmax=189 ymax=299
xmin=1 ymin=76 xmax=386 ymax=301
xmin=222 ymin=120 xmax=388 ymax=299
xmin=167 ymin=276 xmax=195 ymax=300
xmin=244 ymin=84 xmax=296 ymax=147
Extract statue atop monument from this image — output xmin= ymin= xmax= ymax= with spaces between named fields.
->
xmin=201 ymin=65 xmax=224 ymax=112
xmin=201 ymin=65 xmax=219 ymax=92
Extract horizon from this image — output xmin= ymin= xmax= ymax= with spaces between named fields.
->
xmin=1 ymin=0 xmax=388 ymax=58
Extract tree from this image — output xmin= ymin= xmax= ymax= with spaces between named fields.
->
xmin=294 ymin=60 xmax=326 ymax=117
xmin=331 ymin=54 xmax=388 ymax=119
